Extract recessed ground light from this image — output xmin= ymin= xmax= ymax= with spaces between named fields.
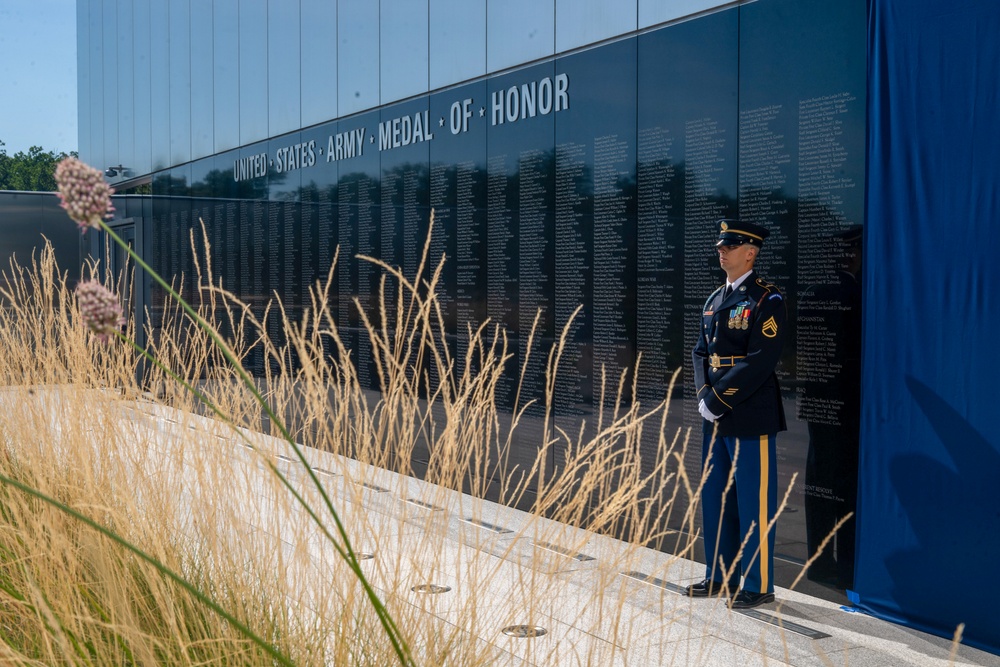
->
xmin=501 ymin=625 xmax=547 ymax=638
xmin=462 ymin=517 xmax=513 ymax=534
xmin=410 ymin=584 xmax=451 ymax=594
xmin=533 ymin=541 xmax=595 ymax=562
xmin=405 ymin=498 xmax=444 ymax=511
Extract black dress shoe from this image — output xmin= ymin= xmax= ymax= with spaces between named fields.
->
xmin=685 ymin=578 xmax=736 ymax=598
xmin=730 ymin=589 xmax=776 ymax=609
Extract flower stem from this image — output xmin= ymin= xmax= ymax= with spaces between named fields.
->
xmin=100 ymin=222 xmax=413 ymax=665
xmin=0 ymin=472 xmax=297 ymax=667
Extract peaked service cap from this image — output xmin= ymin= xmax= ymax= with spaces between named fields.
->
xmin=715 ymin=219 xmax=770 ymax=248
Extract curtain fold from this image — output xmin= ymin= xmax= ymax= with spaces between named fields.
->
xmin=856 ymin=0 xmax=1000 ymax=654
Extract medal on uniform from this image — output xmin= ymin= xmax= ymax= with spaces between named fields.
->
xmin=741 ymin=308 xmax=750 ymax=330
xmin=729 ymin=306 xmax=743 ymax=329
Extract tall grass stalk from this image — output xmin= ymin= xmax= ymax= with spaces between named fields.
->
xmin=95 ymin=219 xmax=413 ymax=665
xmin=0 ymin=219 xmax=857 ymax=664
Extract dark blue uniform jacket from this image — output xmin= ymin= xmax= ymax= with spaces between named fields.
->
xmin=692 ymin=271 xmax=788 ymax=437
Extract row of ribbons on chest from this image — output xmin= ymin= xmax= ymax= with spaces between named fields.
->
xmin=728 ymin=304 xmax=751 ymax=330
xmin=720 ymin=286 xmax=751 ymax=330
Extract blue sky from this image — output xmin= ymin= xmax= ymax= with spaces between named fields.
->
xmin=0 ymin=0 xmax=78 ymax=155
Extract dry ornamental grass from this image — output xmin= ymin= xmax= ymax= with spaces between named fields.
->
xmin=0 ymin=220 xmax=856 ymax=666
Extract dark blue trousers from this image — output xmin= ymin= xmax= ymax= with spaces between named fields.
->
xmin=700 ymin=428 xmax=778 ymax=594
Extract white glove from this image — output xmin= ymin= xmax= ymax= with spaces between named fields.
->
xmin=698 ymin=399 xmax=721 ymax=422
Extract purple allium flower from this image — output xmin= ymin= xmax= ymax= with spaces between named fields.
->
xmin=75 ymin=280 xmax=125 ymax=342
xmin=54 ymin=157 xmax=115 ymax=232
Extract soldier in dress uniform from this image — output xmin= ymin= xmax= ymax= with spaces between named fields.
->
xmin=685 ymin=219 xmax=787 ymax=609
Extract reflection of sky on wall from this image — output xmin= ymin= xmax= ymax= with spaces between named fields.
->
xmin=267 ymin=1 xmax=301 ymax=139
xmin=338 ymin=0 xmax=380 ymax=117
xmin=380 ymin=0 xmax=429 ymax=103
xmin=212 ymin=0 xmax=240 ymax=156
xmin=190 ymin=2 xmax=214 ymax=159
xmin=639 ymin=0 xmax=741 ymax=30
xmin=168 ymin=0 xmax=191 ymax=167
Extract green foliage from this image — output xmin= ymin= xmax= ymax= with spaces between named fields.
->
xmin=0 ymin=139 xmax=78 ymax=192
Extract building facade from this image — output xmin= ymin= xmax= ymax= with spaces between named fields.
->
xmin=0 ymin=191 xmax=82 ymax=302
xmin=78 ymin=0 xmax=867 ymax=602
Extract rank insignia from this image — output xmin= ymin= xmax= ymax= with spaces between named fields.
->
xmin=762 ymin=316 xmax=779 ymax=338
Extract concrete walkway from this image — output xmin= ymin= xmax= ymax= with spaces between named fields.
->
xmin=116 ymin=397 xmax=998 ymax=667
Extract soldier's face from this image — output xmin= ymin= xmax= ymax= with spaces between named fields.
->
xmin=717 ymin=243 xmax=754 ymax=271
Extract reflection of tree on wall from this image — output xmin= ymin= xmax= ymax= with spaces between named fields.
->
xmin=148 ymin=174 xmax=192 ymax=338
xmin=508 ymin=147 xmax=565 ymax=344
xmin=381 ymin=162 xmax=430 ymax=208
xmin=142 ymin=150 xmax=860 ymax=412
xmin=336 ymin=166 xmax=382 ymax=304
xmin=189 ymin=169 xmax=239 ymax=199
xmin=426 ymin=161 xmax=489 ymax=335
xmin=611 ymin=165 xmax=640 ymax=402
xmin=737 ymin=182 xmax=795 ymax=351
xmin=560 ymin=148 xmax=593 ymax=354
xmin=377 ymin=162 xmax=430 ymax=326
xmin=236 ymin=174 xmax=272 ymax=201
xmin=143 ymin=155 xmax=859 ymax=398
xmin=134 ymin=141 xmax=869 ymax=581
xmin=296 ymin=181 xmax=337 ymax=205
xmin=151 ymin=172 xmax=189 ymax=197
xmin=119 ymin=182 xmax=152 ymax=195
xmin=634 ymin=155 xmax=741 ymax=386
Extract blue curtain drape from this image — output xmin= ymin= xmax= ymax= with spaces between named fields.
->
xmin=856 ymin=0 xmax=1000 ymax=654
